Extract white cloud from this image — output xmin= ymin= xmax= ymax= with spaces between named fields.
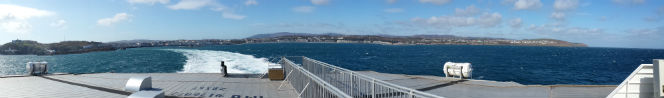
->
xmin=455 ymin=5 xmax=480 ymax=16
xmin=1 ymin=21 xmax=31 ymax=33
xmin=501 ymin=0 xmax=517 ymax=5
xmin=222 ymin=12 xmax=246 ymax=20
xmin=0 ymin=4 xmax=54 ymax=20
xmin=167 ymin=0 xmax=246 ymax=20
xmin=512 ymin=0 xmax=542 ymax=10
xmin=386 ymin=0 xmax=397 ymax=4
xmin=627 ymin=26 xmax=663 ymax=37
xmin=599 ymin=16 xmax=608 ymax=21
xmin=612 ymin=0 xmax=645 ymax=5
xmin=477 ymin=13 xmax=503 ymax=27
xmin=549 ymin=0 xmax=577 ymax=22
xmin=639 ymin=6 xmax=664 ymax=22
xmin=419 ymin=0 xmax=452 ymax=5
xmin=50 ymin=19 xmax=67 ymax=30
xmin=311 ymin=0 xmax=330 ymax=5
xmin=245 ymin=0 xmax=258 ymax=6
xmin=210 ymin=6 xmax=227 ymax=11
xmin=293 ymin=6 xmax=315 ymax=13
xmin=628 ymin=28 xmax=658 ymax=35
xmin=411 ymin=12 xmax=502 ymax=28
xmin=259 ymin=23 xmax=345 ymax=29
xmin=554 ymin=0 xmax=579 ymax=11
xmin=619 ymin=26 xmax=664 ymax=48
xmin=550 ymin=12 xmax=566 ymax=20
xmin=217 ymin=8 xmax=246 ymax=20
xmin=127 ymin=0 xmax=169 ymax=5
xmin=528 ymin=23 xmax=603 ymax=35
xmin=563 ymin=27 xmax=602 ymax=34
xmin=0 ymin=4 xmax=54 ymax=34
xmin=643 ymin=6 xmax=664 ymax=22
xmin=97 ymin=13 xmax=132 ymax=26
xmin=167 ymin=0 xmax=214 ymax=10
xmin=575 ymin=12 xmax=591 ymax=16
xmin=509 ymin=18 xmax=522 ymax=28
xmin=643 ymin=16 xmax=660 ymax=22
xmin=384 ymin=8 xmax=404 ymax=13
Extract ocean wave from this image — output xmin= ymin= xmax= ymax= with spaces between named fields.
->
xmin=164 ymin=49 xmax=272 ymax=74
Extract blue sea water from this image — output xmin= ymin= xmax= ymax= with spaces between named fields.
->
xmin=1 ymin=43 xmax=663 ymax=85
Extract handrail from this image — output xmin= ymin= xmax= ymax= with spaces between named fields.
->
xmin=281 ymin=57 xmax=353 ymax=98
xmin=302 ymin=57 xmax=444 ymax=98
xmin=282 ymin=56 xmax=445 ymax=98
xmin=305 ymin=57 xmax=417 ymax=89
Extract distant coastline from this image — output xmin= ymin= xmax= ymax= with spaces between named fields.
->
xmin=243 ymin=32 xmax=587 ymax=47
xmin=0 ymin=32 xmax=586 ymax=55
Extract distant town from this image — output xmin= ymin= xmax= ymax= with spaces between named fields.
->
xmin=0 ymin=32 xmax=586 ymax=55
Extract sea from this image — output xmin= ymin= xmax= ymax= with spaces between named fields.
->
xmin=1 ymin=43 xmax=663 ymax=85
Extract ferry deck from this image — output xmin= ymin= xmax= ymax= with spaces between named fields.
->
xmin=1 ymin=56 xmax=661 ymax=98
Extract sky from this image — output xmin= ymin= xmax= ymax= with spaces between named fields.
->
xmin=0 ymin=0 xmax=663 ymax=49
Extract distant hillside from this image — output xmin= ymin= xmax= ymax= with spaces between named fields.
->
xmin=247 ymin=32 xmax=343 ymax=39
xmin=47 ymin=41 xmax=115 ymax=54
xmin=0 ymin=40 xmax=115 ymax=55
xmin=108 ymin=39 xmax=163 ymax=44
xmin=411 ymin=35 xmax=509 ymax=40
xmin=0 ymin=40 xmax=48 ymax=55
xmin=0 ymin=33 xmax=587 ymax=55
xmin=244 ymin=32 xmax=587 ymax=47
xmin=248 ymin=32 xmax=508 ymax=40
xmin=521 ymin=39 xmax=587 ymax=47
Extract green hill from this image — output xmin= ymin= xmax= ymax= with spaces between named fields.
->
xmin=0 ymin=40 xmax=48 ymax=55
xmin=0 ymin=40 xmax=116 ymax=55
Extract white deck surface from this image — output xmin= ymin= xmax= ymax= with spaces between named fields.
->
xmin=0 ymin=73 xmax=298 ymax=98
xmin=356 ymin=71 xmax=617 ymax=98
xmin=0 ymin=71 xmax=619 ymax=98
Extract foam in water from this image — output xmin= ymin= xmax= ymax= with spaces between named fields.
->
xmin=165 ymin=49 xmax=273 ymax=74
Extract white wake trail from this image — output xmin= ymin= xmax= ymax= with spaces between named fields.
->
xmin=165 ymin=49 xmax=273 ymax=74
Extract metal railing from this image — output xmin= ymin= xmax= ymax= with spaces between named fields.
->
xmin=280 ymin=57 xmax=353 ymax=98
xmin=284 ymin=56 xmax=445 ymax=98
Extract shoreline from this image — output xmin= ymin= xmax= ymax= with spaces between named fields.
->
xmin=2 ymin=42 xmax=590 ymax=56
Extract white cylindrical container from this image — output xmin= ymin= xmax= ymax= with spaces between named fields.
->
xmin=443 ymin=62 xmax=472 ymax=78
xmin=26 ymin=62 xmax=48 ymax=75
xmin=26 ymin=62 xmax=34 ymax=75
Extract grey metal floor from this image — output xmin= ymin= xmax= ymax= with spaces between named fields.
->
xmin=0 ymin=73 xmax=298 ymax=98
xmin=0 ymin=71 xmax=618 ymax=98
xmin=356 ymin=71 xmax=617 ymax=98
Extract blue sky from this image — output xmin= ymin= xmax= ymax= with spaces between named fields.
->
xmin=0 ymin=0 xmax=663 ymax=49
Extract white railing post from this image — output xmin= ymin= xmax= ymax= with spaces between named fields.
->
xmin=372 ymin=79 xmax=376 ymax=98
xmin=350 ymin=72 xmax=354 ymax=96
xmin=626 ymin=80 xmax=629 ymax=98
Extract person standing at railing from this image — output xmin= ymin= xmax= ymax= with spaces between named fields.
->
xmin=221 ymin=61 xmax=228 ymax=77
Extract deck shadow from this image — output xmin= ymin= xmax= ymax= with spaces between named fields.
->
xmin=223 ymin=74 xmax=265 ymax=78
xmin=417 ymin=79 xmax=468 ymax=91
